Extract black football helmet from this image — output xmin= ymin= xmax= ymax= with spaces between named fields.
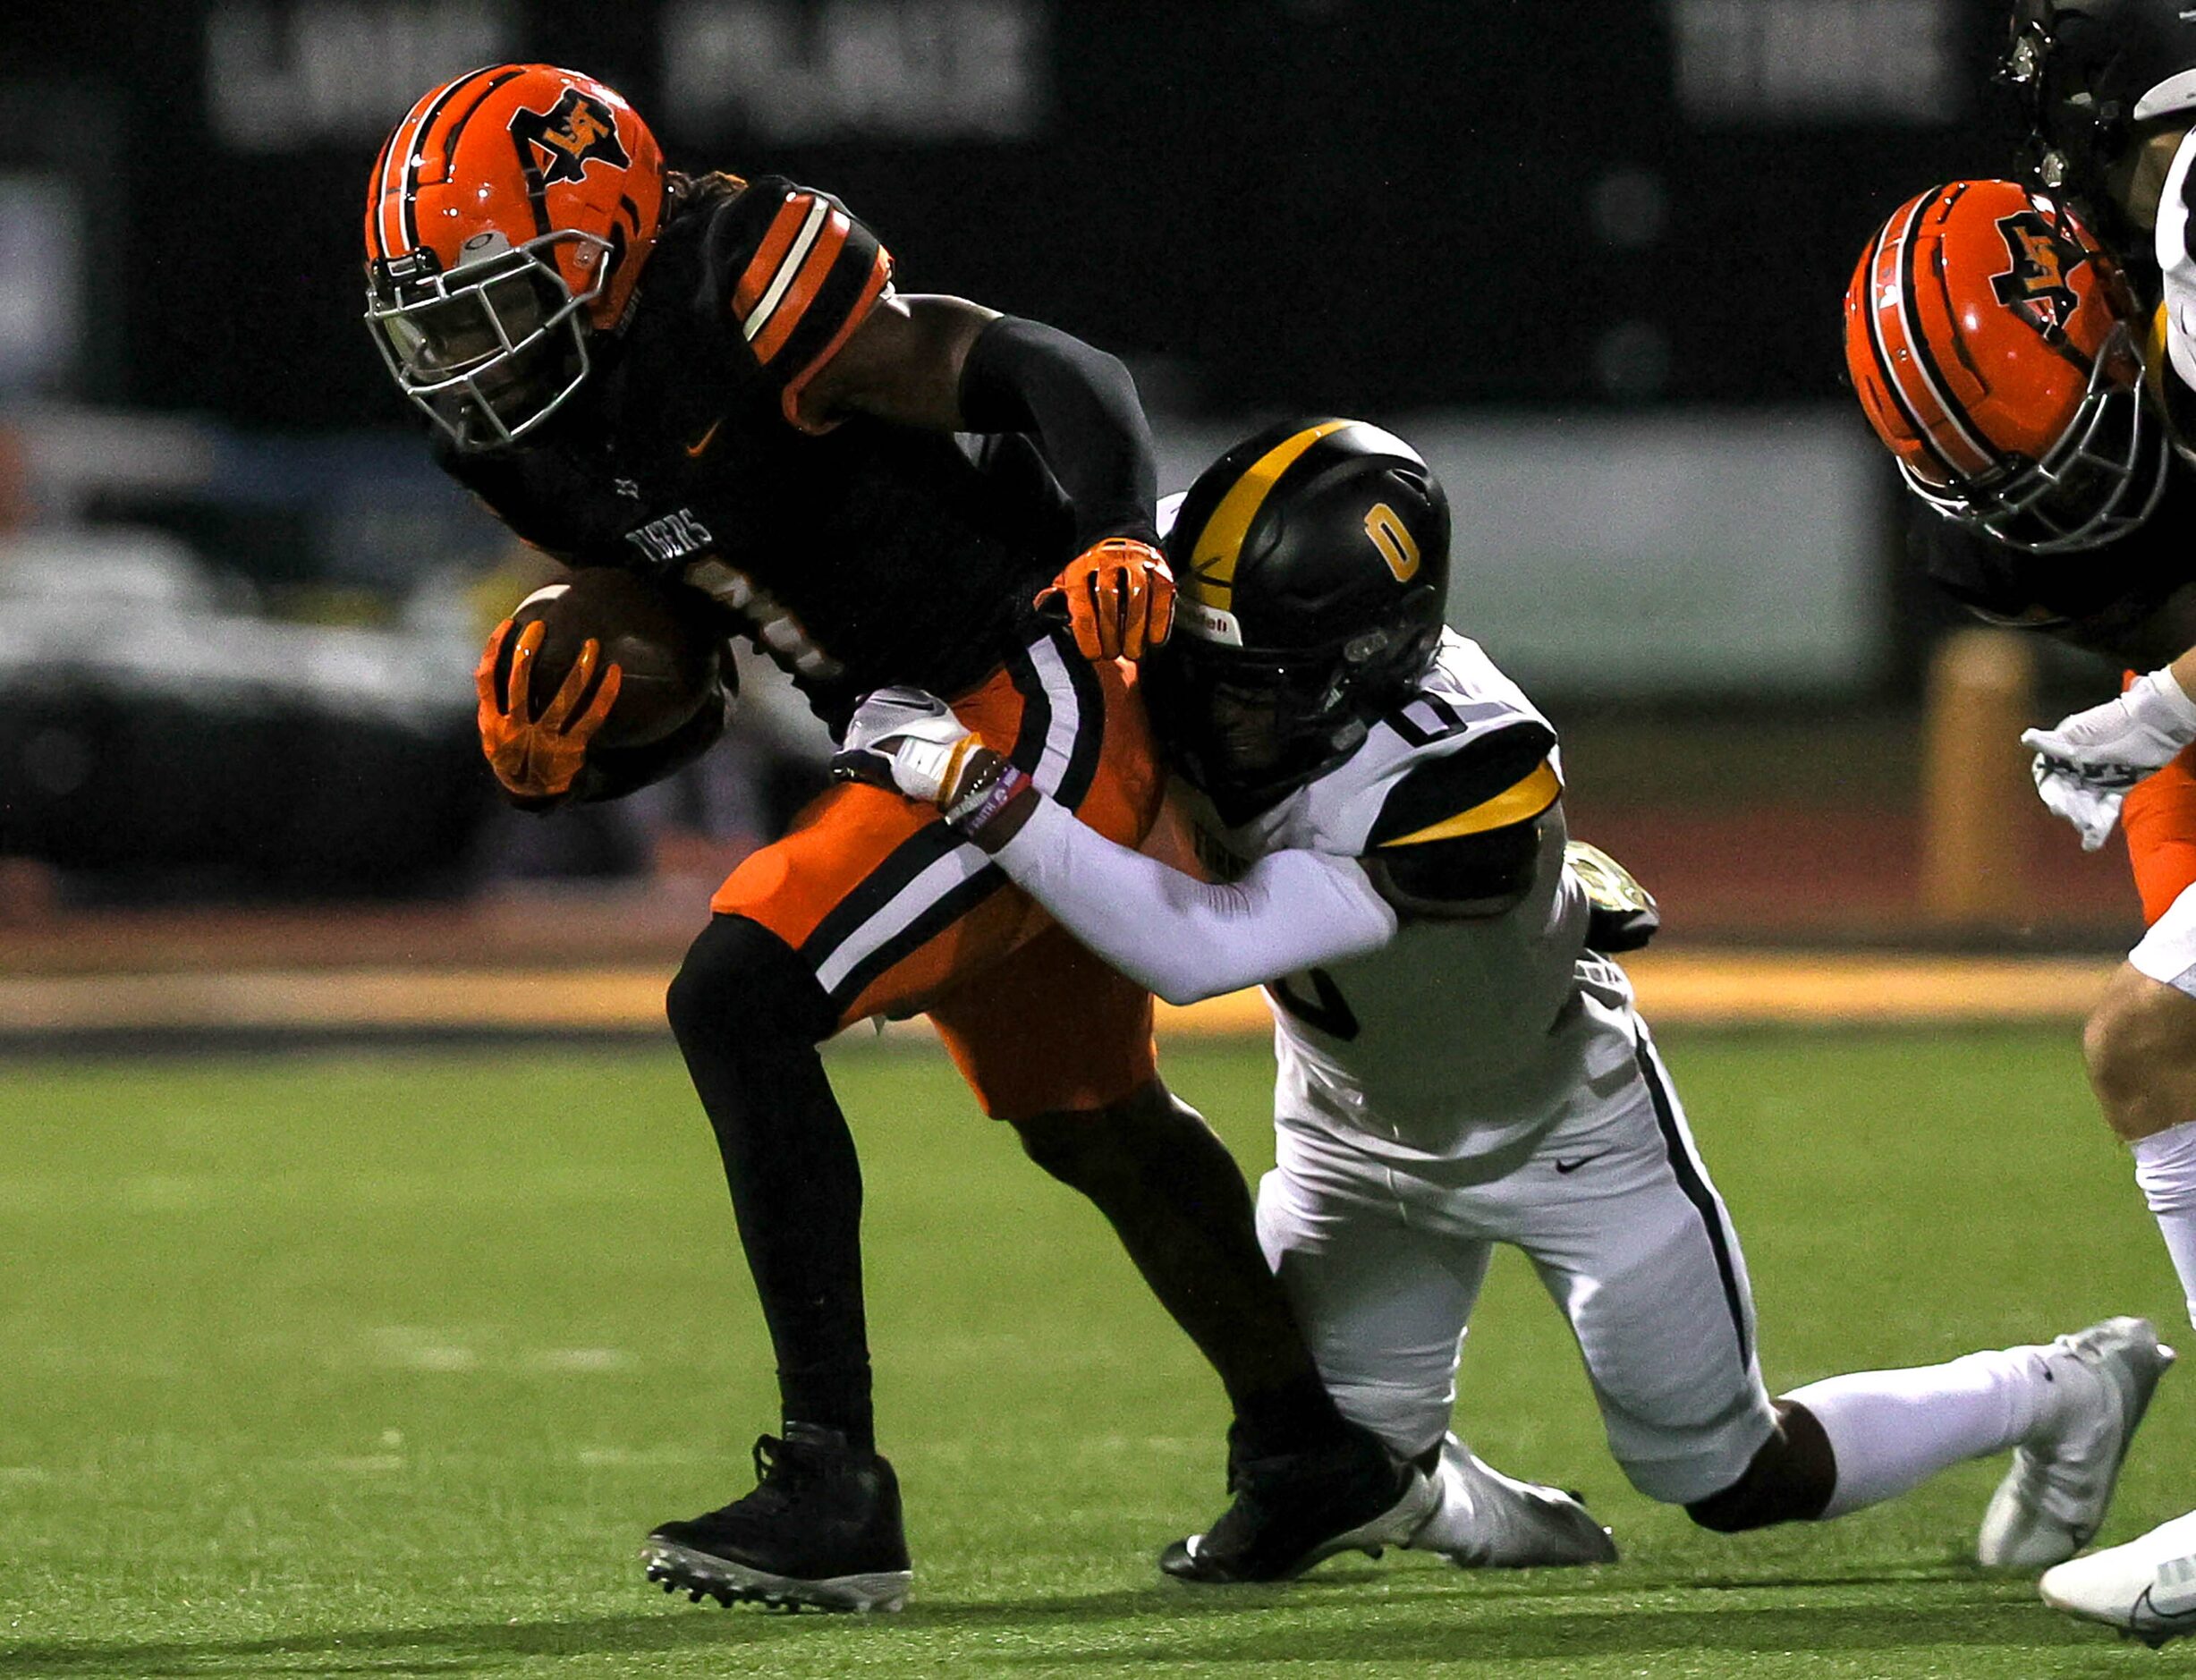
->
xmin=1149 ymin=418 xmax=1450 ymax=819
xmin=2005 ymin=0 xmax=2196 ymax=239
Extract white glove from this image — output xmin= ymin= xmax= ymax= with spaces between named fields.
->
xmin=830 ymin=687 xmax=982 ymax=807
xmin=2028 ymin=759 xmax=2129 ymax=852
xmin=2020 ymin=666 xmax=2196 ymax=851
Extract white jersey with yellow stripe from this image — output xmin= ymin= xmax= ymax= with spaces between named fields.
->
xmin=1181 ymin=630 xmax=1645 ymax=1183
xmin=2156 ymin=131 xmax=2196 ymax=442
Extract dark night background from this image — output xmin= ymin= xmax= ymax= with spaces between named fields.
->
xmin=5 ymin=0 xmax=2024 ymax=432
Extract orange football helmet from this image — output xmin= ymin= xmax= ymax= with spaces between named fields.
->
xmin=363 ymin=64 xmax=666 ymax=450
xmin=1844 ymin=178 xmax=2164 ymax=553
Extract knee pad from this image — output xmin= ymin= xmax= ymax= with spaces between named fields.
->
xmin=1683 ymin=1403 xmax=1834 ymax=1533
xmin=666 ymin=913 xmax=835 ymax=1050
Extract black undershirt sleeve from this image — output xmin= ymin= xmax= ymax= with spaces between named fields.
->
xmin=956 ymin=315 xmax=1159 ymax=551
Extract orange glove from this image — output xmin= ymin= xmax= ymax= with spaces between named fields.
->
xmin=1036 ymin=537 xmax=1175 ymax=661
xmin=473 ymin=617 xmax=623 ymax=801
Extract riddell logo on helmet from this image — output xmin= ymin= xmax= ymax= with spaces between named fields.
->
xmin=1990 ymin=211 xmax=2082 ymax=341
xmin=508 ymin=89 xmax=630 ymax=186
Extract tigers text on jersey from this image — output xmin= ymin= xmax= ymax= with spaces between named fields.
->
xmin=438 ymin=174 xmax=1074 ymax=734
xmin=1182 ymin=631 xmax=1644 ymax=1185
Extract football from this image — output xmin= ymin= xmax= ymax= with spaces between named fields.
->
xmin=498 ymin=568 xmax=726 ymax=751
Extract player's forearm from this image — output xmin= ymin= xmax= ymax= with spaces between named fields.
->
xmin=956 ymin=317 xmax=1159 ymax=548
xmin=989 ymin=796 xmax=1396 ymax=1005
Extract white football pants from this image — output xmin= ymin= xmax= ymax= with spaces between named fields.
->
xmin=1257 ymin=1028 xmax=1778 ymax=1505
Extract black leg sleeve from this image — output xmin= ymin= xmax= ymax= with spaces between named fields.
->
xmin=666 ymin=913 xmax=876 ymax=1450
xmin=1013 ymin=1082 xmax=1348 ymax=1458
xmin=1684 ymin=1401 xmax=1837 ymax=1532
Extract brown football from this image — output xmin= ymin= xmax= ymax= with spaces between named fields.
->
xmin=496 ymin=568 xmax=725 ymax=751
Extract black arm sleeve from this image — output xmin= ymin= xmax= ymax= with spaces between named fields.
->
xmin=956 ymin=315 xmax=1159 ymax=550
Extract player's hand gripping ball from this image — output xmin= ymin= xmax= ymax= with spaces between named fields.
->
xmin=1036 ymin=537 xmax=1175 ymax=661
xmin=476 ymin=568 xmax=724 ymax=802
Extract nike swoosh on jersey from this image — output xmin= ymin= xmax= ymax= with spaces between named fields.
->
xmin=684 ymin=417 xmax=723 ymax=458
xmin=1554 ymin=1153 xmax=1607 ymax=1175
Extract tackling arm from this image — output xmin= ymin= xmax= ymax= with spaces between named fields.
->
xmin=826 ymin=686 xmax=1395 ymax=1002
xmin=989 ymin=796 xmax=1398 ymax=1006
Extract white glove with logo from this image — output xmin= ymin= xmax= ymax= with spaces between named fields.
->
xmin=833 ymin=687 xmax=1037 ymax=839
xmin=831 ymin=687 xmax=983 ymax=807
xmin=2020 ymin=666 xmax=2196 ymax=851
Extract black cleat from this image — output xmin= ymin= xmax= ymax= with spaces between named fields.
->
xmin=641 ymin=1425 xmax=912 ymax=1613
xmin=1160 ymin=1420 xmax=1437 ymax=1584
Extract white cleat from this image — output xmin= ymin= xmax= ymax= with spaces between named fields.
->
xmin=1406 ymin=1435 xmax=1617 ymax=1568
xmin=2039 ymin=1509 xmax=2196 ymax=1647
xmin=1977 ymin=1318 xmax=2176 ymax=1569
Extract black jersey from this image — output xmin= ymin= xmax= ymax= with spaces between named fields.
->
xmin=439 ymin=174 xmax=1074 ymax=734
xmin=1912 ymin=451 xmax=2196 ymax=663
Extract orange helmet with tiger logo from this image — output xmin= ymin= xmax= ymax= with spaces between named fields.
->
xmin=363 ymin=64 xmax=666 ymax=450
xmin=1844 ymin=178 xmax=2165 ymax=553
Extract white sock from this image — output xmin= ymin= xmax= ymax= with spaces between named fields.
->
xmin=1786 ymin=1346 xmax=2055 ymax=1519
xmin=2133 ymin=1121 xmax=2196 ymax=1330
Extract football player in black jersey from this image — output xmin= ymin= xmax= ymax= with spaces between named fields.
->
xmin=1844 ymin=0 xmax=2196 ymax=1640
xmin=362 ymin=64 xmax=1416 ymax=1611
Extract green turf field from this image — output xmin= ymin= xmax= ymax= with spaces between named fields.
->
xmin=0 ymin=1029 xmax=2188 ymax=1677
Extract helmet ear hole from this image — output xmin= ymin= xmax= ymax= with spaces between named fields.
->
xmin=1344 ymin=629 xmax=1393 ymax=665
xmin=592 ymin=221 xmax=631 ymax=327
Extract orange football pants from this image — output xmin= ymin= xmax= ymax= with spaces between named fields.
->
xmin=2124 ymin=741 xmax=2196 ymax=928
xmin=711 ymin=633 xmax=1165 ymax=1119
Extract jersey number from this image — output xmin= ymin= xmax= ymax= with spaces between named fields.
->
xmin=1269 ymin=967 xmax=1361 ymax=1041
xmin=1386 ymin=693 xmax=1494 ymax=750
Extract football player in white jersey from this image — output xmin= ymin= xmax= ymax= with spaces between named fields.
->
xmin=833 ymin=417 xmax=2173 ymax=1582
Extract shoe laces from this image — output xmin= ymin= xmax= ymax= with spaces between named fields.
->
xmin=740 ymin=1433 xmax=815 ymax=1517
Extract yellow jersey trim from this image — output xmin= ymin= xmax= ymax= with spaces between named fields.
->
xmin=2148 ymin=301 xmax=2172 ymax=410
xmin=1379 ymin=759 xmax=1562 ymax=847
xmin=1183 ymin=420 xmax=1352 ymax=607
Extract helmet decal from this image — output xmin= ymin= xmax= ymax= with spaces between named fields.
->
xmin=1175 ymin=599 xmax=1245 ymax=646
xmin=508 ymin=88 xmax=632 ymax=188
xmin=1363 ymin=504 xmax=1421 ymax=581
xmin=1990 ymin=209 xmax=2085 ymax=338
